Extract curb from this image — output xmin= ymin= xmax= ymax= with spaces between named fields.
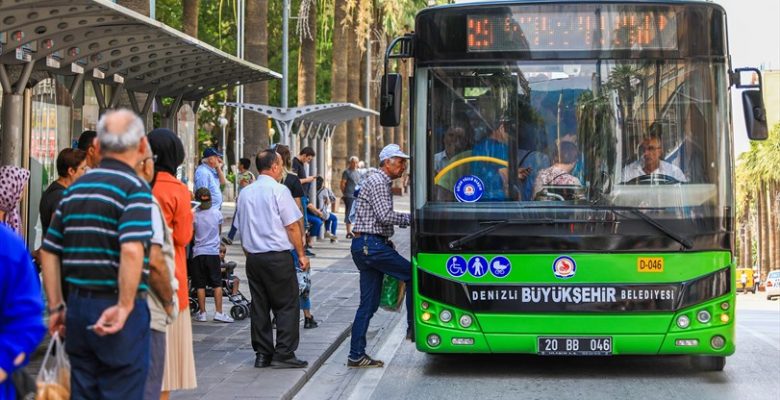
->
xmin=282 ymin=322 xmax=354 ymax=400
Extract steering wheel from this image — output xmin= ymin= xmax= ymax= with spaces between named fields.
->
xmin=433 ymin=156 xmax=508 ymax=185
xmin=624 ymin=174 xmax=680 ymax=185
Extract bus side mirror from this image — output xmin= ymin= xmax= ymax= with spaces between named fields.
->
xmin=734 ymin=68 xmax=768 ymax=141
xmin=380 ymin=73 xmax=402 ymax=127
xmin=742 ymin=91 xmax=768 ymax=140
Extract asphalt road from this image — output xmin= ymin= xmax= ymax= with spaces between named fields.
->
xmin=299 ymin=293 xmax=780 ymax=400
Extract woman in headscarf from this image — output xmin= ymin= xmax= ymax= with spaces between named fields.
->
xmin=0 ymin=165 xmax=31 ymax=237
xmin=147 ymin=128 xmax=197 ymax=397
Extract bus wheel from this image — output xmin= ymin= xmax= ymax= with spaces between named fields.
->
xmin=690 ymin=356 xmax=726 ymax=371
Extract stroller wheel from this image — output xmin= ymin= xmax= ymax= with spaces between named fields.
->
xmin=241 ymin=304 xmax=251 ymax=317
xmin=231 ymin=305 xmax=247 ymax=320
xmin=189 ymin=298 xmax=199 ymax=314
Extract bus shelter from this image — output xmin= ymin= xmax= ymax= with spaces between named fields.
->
xmin=0 ymin=0 xmax=280 ymax=248
xmin=222 ymin=101 xmax=378 ymax=200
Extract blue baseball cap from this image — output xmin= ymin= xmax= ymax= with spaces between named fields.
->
xmin=203 ymin=147 xmax=223 ymax=158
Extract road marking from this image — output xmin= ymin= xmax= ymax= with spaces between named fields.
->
xmin=738 ymin=323 xmax=780 ymax=351
xmin=347 ymin=317 xmax=407 ymax=400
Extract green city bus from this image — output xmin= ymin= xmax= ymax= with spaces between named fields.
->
xmin=379 ymin=0 xmax=768 ymax=371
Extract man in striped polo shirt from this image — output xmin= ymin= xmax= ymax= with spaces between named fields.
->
xmin=41 ymin=109 xmax=154 ymax=399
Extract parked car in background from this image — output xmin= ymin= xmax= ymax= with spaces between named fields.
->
xmin=766 ymin=270 xmax=780 ymax=300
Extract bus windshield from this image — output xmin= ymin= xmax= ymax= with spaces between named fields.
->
xmin=419 ymin=60 xmax=732 ymax=252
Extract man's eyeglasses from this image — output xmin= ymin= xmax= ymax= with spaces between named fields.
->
xmin=142 ymin=154 xmax=158 ymax=164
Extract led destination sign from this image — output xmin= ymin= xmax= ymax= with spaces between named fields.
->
xmin=467 ymin=6 xmax=678 ymax=52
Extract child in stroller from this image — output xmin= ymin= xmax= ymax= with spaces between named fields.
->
xmin=189 ymin=244 xmax=251 ymax=320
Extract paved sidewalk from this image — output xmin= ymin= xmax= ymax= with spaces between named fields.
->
xmin=172 ymin=194 xmax=411 ymax=400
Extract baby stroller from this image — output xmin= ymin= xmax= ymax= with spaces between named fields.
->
xmin=188 ymin=261 xmax=251 ymax=320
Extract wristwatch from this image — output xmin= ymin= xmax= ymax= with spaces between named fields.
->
xmin=47 ymin=303 xmax=66 ymax=314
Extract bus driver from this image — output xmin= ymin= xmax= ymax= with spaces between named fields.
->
xmin=622 ymin=135 xmax=687 ymax=183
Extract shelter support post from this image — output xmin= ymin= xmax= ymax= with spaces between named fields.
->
xmin=1 ymin=93 xmax=24 ymax=166
xmin=70 ymin=74 xmax=85 ymax=103
xmin=92 ymin=80 xmax=107 ymax=115
xmin=1 ymin=61 xmax=35 ymax=167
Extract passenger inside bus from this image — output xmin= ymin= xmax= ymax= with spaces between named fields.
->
xmin=433 ymin=126 xmax=473 ymax=201
xmin=471 ymin=116 xmax=510 ymax=201
xmin=533 ymin=141 xmax=583 ymax=200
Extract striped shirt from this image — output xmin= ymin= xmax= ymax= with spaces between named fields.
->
xmin=42 ymin=158 xmax=153 ymax=291
xmin=352 ymin=169 xmax=410 ymax=238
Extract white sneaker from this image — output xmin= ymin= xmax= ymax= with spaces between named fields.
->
xmin=194 ymin=311 xmax=207 ymax=322
xmin=214 ymin=312 xmax=235 ymax=323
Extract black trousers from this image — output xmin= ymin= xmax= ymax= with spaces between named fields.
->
xmin=246 ymin=251 xmax=300 ymax=359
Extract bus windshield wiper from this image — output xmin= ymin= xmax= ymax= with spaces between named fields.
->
xmin=447 ymin=219 xmax=554 ymax=250
xmin=621 ymin=208 xmax=694 ymax=250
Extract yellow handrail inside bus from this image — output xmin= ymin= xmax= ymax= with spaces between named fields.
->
xmin=433 ymin=156 xmax=508 ymax=185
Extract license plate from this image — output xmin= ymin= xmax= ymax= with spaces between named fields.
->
xmin=537 ymin=337 xmax=612 ymax=356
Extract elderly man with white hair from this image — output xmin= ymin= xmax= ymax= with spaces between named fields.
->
xmin=41 ymin=109 xmax=155 ymax=399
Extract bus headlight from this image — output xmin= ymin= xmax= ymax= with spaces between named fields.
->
xmin=720 ymin=313 xmax=730 ymax=323
xmin=696 ymin=310 xmax=711 ymax=324
xmin=720 ymin=301 xmax=729 ymax=311
xmin=710 ymin=335 xmax=726 ymax=349
xmin=427 ymin=334 xmax=441 ymax=347
xmin=421 ymin=301 xmax=429 ymax=310
xmin=439 ymin=310 xmax=452 ymax=323
xmin=421 ymin=312 xmax=432 ymax=322
xmin=676 ymin=315 xmax=690 ymax=329
xmin=459 ymin=315 xmax=473 ymax=328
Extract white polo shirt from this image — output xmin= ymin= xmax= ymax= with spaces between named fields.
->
xmin=235 ymin=174 xmax=303 ymax=253
xmin=622 ymin=160 xmax=688 ymax=183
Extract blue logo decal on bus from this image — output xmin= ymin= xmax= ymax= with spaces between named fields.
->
xmin=468 ymin=256 xmax=489 ymax=277
xmin=446 ymin=255 xmax=467 ymax=277
xmin=454 ymin=175 xmax=484 ymax=203
xmin=489 ymin=256 xmax=511 ymax=278
xmin=552 ymin=256 xmax=577 ymax=279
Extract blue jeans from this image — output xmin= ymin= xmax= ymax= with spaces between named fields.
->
xmin=307 ymin=214 xmax=323 ymax=237
xmin=349 ymin=235 xmax=412 ymax=360
xmin=323 ymin=214 xmax=338 ymax=235
xmin=65 ymin=293 xmax=150 ymax=400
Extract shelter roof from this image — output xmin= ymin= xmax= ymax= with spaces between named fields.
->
xmin=0 ymin=0 xmax=280 ymax=100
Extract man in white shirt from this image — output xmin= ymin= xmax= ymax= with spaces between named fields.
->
xmin=235 ymin=149 xmax=310 ymax=369
xmin=622 ymin=135 xmax=687 ymax=183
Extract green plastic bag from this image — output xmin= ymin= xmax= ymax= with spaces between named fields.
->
xmin=379 ymin=275 xmax=405 ymax=311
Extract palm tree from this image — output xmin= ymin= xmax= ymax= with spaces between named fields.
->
xmin=347 ymin=15 xmax=362 ymax=160
xmin=117 ymin=0 xmax=151 ymax=16
xmin=245 ymin=0 xmax=270 ymax=162
xmin=330 ymin=0 xmax=349 ymax=194
xmin=183 ymin=0 xmax=200 ymax=37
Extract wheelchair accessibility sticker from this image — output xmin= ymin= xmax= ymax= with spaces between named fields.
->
xmin=454 ymin=175 xmax=484 ymax=203
xmin=446 ymin=255 xmax=467 ymax=277
xmin=489 ymin=256 xmax=511 ymax=278
xmin=468 ymin=256 xmax=489 ymax=277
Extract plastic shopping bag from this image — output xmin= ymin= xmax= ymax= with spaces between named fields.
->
xmin=35 ymin=332 xmax=70 ymax=400
xmin=379 ymin=275 xmax=406 ymax=311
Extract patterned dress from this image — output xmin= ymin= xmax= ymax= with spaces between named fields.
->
xmin=533 ymin=165 xmax=581 ymax=199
